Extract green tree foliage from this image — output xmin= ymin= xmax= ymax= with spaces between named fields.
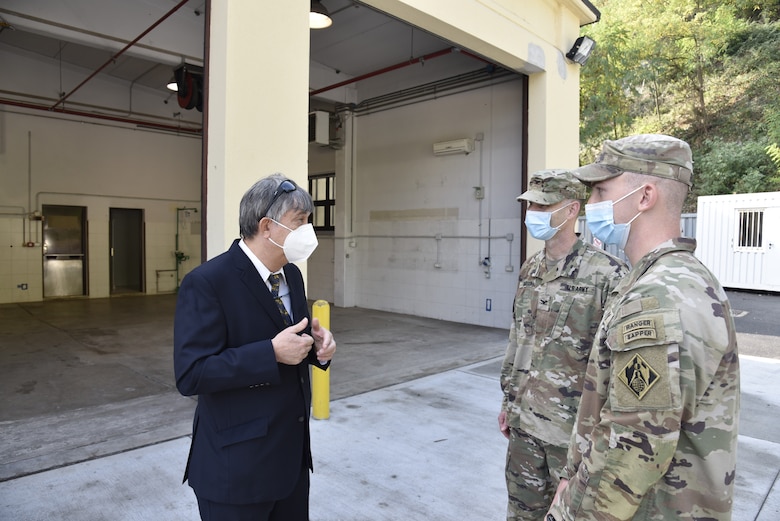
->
xmin=695 ymin=138 xmax=777 ymax=195
xmin=579 ymin=0 xmax=780 ymax=197
xmin=765 ymin=104 xmax=780 ymax=179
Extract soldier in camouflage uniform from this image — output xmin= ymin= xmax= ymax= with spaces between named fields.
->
xmin=499 ymin=170 xmax=628 ymax=520
xmin=547 ymin=134 xmax=740 ymax=521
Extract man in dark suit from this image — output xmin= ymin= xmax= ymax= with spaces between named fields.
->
xmin=174 ymin=173 xmax=336 ymax=521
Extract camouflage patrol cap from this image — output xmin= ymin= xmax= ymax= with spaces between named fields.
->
xmin=517 ymin=169 xmax=587 ymax=205
xmin=573 ymin=134 xmax=693 ymax=187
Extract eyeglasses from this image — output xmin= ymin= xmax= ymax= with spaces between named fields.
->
xmin=262 ymin=179 xmax=297 ymax=217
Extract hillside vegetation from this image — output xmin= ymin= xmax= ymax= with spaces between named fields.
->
xmin=579 ymin=0 xmax=780 ymax=209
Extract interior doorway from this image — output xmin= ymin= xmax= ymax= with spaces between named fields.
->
xmin=110 ymin=208 xmax=144 ymax=294
xmin=42 ymin=205 xmax=87 ymax=298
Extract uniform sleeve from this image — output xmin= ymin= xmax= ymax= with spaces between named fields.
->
xmin=500 ymin=321 xmax=520 ymax=409
xmin=501 ymin=257 xmax=538 ymax=412
xmin=553 ymin=307 xmax=684 ymax=520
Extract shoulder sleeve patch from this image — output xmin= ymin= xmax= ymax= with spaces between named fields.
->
xmin=612 ymin=346 xmax=672 ymax=410
xmin=617 ymin=352 xmax=660 ymax=400
xmin=606 ymin=308 xmax=682 ymax=411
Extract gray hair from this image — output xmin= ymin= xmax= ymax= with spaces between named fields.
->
xmin=239 ymin=173 xmax=314 ymax=238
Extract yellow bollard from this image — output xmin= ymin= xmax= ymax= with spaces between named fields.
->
xmin=311 ymin=299 xmax=330 ymax=420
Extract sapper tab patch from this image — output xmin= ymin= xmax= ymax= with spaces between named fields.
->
xmin=617 ymin=353 xmax=660 ymax=400
xmin=622 ymin=317 xmax=657 ymax=343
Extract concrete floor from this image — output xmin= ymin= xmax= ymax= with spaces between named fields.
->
xmin=1 ymin=293 xmax=779 ymax=520
xmin=0 ymin=294 xmax=509 ymax=481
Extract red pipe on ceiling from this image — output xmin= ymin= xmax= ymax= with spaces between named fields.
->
xmin=309 ymin=47 xmax=496 ymax=97
xmin=310 ymin=47 xmax=453 ymax=97
xmin=51 ymin=0 xmax=192 ymax=110
xmin=2 ymin=98 xmax=202 ymax=135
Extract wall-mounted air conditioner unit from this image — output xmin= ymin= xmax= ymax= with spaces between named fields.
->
xmin=309 ymin=111 xmax=329 ymax=145
xmin=432 ymin=138 xmax=475 ymax=156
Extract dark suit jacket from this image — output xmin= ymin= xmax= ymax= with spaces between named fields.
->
xmin=173 ymin=239 xmax=328 ymax=505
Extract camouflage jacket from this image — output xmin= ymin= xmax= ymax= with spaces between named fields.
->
xmin=549 ymin=238 xmax=740 ymax=520
xmin=501 ymin=238 xmax=627 ymax=446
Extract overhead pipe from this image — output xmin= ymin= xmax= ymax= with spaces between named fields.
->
xmin=51 ymin=0 xmax=192 ymax=110
xmin=346 ymin=68 xmax=516 ymax=115
xmin=1 ymin=98 xmax=202 ymax=135
xmin=310 ymin=48 xmax=453 ymax=96
xmin=310 ymin=47 xmax=494 ymax=97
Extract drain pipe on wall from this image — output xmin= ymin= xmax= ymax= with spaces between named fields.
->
xmin=483 ymin=219 xmax=492 ymax=278
xmin=475 ymin=132 xmax=486 ymax=272
xmin=474 ymin=132 xmax=493 ymax=278
xmin=26 ymin=131 xmax=31 ymax=244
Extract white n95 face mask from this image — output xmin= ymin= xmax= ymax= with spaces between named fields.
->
xmin=269 ymin=221 xmax=318 ymax=263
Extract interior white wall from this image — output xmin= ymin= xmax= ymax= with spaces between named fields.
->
xmin=0 ymin=107 xmax=201 ymax=304
xmin=1 ymin=32 xmax=203 ymax=304
xmin=308 ymin=235 xmax=335 ymax=303
xmin=345 ymin=78 xmax=524 ymax=328
xmin=0 ymin=214 xmax=41 ymax=304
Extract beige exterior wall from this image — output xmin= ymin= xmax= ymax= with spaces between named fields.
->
xmin=206 ymin=1 xmax=311 ymax=276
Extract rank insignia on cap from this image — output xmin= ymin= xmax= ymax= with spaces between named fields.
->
xmin=617 ymin=353 xmax=660 ymax=400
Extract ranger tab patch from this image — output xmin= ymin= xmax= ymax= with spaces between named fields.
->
xmin=617 ymin=353 xmax=660 ymax=400
xmin=622 ymin=317 xmax=657 ymax=343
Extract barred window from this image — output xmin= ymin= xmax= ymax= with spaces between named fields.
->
xmin=737 ymin=209 xmax=763 ymax=249
xmin=309 ymin=173 xmax=335 ymax=231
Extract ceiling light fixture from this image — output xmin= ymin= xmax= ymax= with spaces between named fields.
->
xmin=166 ymin=77 xmax=178 ymax=92
xmin=310 ymin=0 xmax=332 ymax=29
xmin=565 ymin=36 xmax=596 ymax=65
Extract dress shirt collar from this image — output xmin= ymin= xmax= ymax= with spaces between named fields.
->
xmin=238 ymin=238 xmax=285 ymax=286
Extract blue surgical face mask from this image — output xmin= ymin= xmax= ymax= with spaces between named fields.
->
xmin=524 ymin=202 xmax=574 ymax=241
xmin=584 ymin=185 xmax=645 ymax=249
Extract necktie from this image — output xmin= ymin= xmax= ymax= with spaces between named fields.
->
xmin=268 ymin=273 xmax=292 ymax=326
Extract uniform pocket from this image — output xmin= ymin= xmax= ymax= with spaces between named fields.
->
xmin=549 ymin=297 xmax=575 ymax=340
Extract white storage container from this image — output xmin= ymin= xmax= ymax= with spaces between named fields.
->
xmin=696 ymin=192 xmax=780 ymax=291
